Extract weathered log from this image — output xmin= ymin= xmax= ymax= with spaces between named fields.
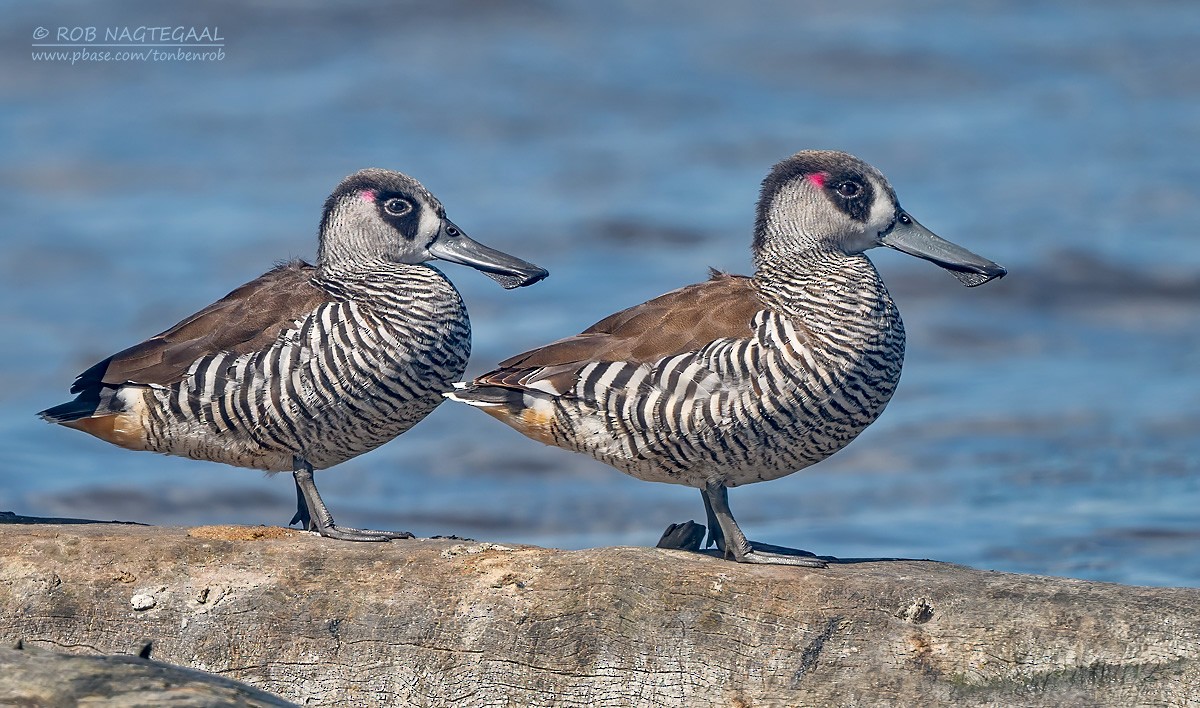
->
xmin=1 ymin=516 xmax=1198 ymax=707
xmin=0 ymin=642 xmax=296 ymax=707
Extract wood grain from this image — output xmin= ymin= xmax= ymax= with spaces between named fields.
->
xmin=1 ymin=517 xmax=1197 ymax=707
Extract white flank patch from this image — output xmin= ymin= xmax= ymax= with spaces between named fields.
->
xmin=526 ymin=379 xmax=562 ymax=395
xmin=523 ymin=394 xmax=555 ymax=418
xmin=115 ymin=386 xmax=143 ymax=411
xmin=442 ymin=390 xmax=499 ymax=407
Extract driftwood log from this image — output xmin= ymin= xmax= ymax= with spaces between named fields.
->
xmin=1 ymin=516 xmax=1198 ymax=707
xmin=0 ymin=642 xmax=296 ymax=707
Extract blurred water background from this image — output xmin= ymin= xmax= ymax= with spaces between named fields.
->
xmin=2 ymin=0 xmax=1197 ymax=586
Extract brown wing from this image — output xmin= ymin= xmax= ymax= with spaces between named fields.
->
xmin=71 ymin=260 xmax=334 ymax=393
xmin=478 ymin=271 xmax=765 ymax=389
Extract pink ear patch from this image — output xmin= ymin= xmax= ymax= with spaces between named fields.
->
xmin=360 ymin=189 xmax=377 ymax=202
xmin=806 ymin=172 xmax=827 ymax=188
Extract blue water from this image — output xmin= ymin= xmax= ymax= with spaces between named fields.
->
xmin=2 ymin=1 xmax=1198 ymax=587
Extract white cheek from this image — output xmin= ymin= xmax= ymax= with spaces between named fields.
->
xmin=866 ymin=183 xmax=895 ymax=235
xmin=418 ymin=206 xmax=441 ymax=241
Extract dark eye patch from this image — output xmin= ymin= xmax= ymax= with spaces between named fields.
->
xmin=377 ymin=193 xmax=423 ymax=239
xmin=825 ymin=174 xmax=874 ymax=222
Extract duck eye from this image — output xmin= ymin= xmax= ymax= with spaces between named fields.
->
xmin=898 ymin=212 xmax=912 ymax=225
xmin=383 ymin=198 xmax=413 ymax=216
xmin=836 ymin=181 xmax=862 ymax=198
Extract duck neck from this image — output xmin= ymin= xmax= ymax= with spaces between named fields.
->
xmin=318 ymin=255 xmax=400 ymax=279
xmin=752 ymin=249 xmax=897 ymax=331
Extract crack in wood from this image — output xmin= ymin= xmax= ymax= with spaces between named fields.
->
xmin=790 ymin=615 xmax=843 ymax=687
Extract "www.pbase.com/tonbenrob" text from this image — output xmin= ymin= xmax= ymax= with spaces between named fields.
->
xmin=30 ymin=25 xmax=225 ymax=64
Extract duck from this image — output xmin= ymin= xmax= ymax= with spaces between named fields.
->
xmin=446 ymin=150 xmax=1004 ymax=565
xmin=40 ymin=168 xmax=548 ymax=541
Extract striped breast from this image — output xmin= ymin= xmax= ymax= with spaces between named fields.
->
xmin=471 ymin=258 xmax=903 ymax=488
xmin=132 ymin=262 xmax=470 ymax=471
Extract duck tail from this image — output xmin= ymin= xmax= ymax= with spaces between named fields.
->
xmin=442 ymin=382 xmax=523 ymax=409
xmin=39 ymin=395 xmax=103 ymax=423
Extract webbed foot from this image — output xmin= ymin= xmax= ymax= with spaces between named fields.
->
xmin=656 ymin=520 xmax=706 ymax=551
xmin=291 ymin=461 xmax=413 ymax=542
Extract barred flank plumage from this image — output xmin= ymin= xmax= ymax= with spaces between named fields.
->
xmin=41 ymin=259 xmax=469 ymax=472
xmin=458 ymin=262 xmax=902 ymax=489
xmin=135 ymin=262 xmax=470 ymax=471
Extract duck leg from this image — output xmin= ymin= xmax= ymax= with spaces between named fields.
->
xmin=699 ymin=481 xmax=827 ymax=567
xmin=701 ymin=487 xmax=722 ymax=549
xmin=290 ymin=479 xmax=313 ymax=529
xmin=290 ymin=458 xmax=413 ymax=541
